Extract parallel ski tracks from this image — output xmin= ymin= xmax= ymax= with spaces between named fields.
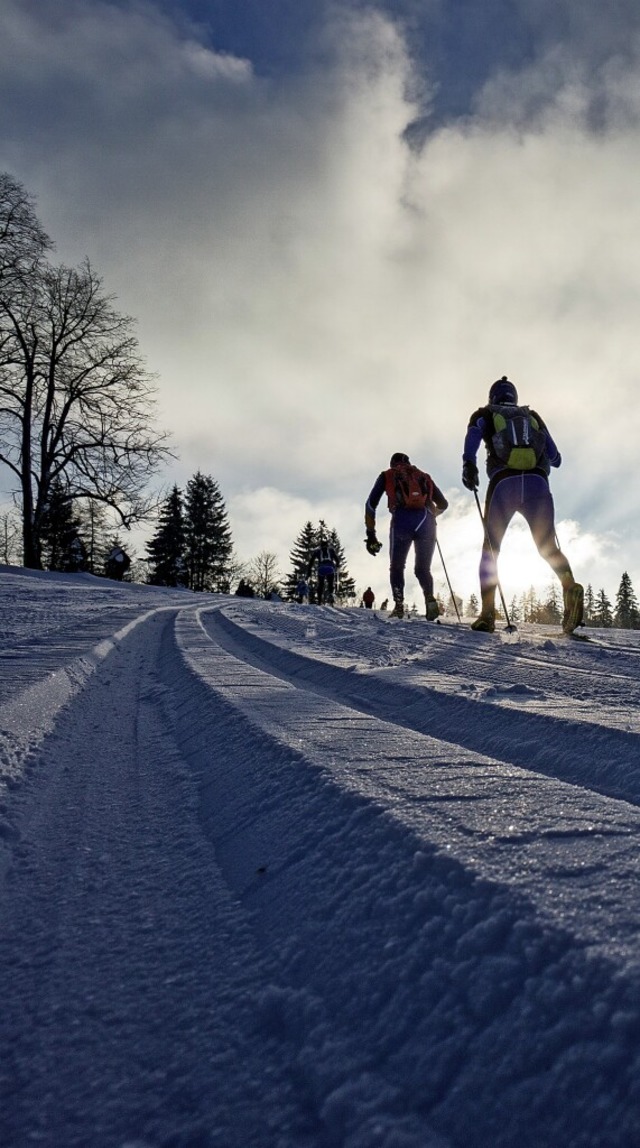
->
xmin=195 ymin=603 xmax=640 ymax=811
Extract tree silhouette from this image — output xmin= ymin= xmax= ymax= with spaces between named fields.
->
xmin=0 ymin=174 xmax=170 ymax=568
xmin=146 ymin=485 xmax=187 ymax=587
xmin=614 ymin=571 xmax=640 ymax=629
xmin=184 ymin=472 xmax=233 ymax=592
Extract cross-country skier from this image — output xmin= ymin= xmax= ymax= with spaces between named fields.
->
xmin=362 ymin=587 xmax=375 ymax=609
xmin=462 ymin=375 xmax=583 ymax=633
xmin=365 ymin=452 xmax=448 ymax=619
xmin=307 ymin=538 xmax=339 ymax=605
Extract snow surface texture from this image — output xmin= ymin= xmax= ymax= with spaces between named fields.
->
xmin=1 ymin=566 xmax=640 ymax=1148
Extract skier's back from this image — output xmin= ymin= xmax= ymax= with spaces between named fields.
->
xmin=462 ymin=375 xmax=583 ymax=634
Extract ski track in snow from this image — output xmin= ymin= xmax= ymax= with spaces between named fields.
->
xmin=1 ymin=569 xmax=640 ymax=1147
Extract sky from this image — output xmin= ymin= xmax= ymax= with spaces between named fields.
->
xmin=2 ymin=567 xmax=640 ymax=1146
xmin=1 ymin=0 xmax=640 ymax=604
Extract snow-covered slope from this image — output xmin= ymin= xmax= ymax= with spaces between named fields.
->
xmin=1 ymin=566 xmax=640 ymax=1148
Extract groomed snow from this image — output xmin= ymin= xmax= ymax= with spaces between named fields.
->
xmin=1 ymin=566 xmax=640 ymax=1147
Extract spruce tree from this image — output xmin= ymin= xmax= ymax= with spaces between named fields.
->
xmin=325 ymin=524 xmax=356 ymax=603
xmin=284 ymin=521 xmax=318 ymax=600
xmin=184 ymin=472 xmax=233 ymax=592
xmin=39 ymin=479 xmax=87 ymax=572
xmin=522 ymin=585 xmax=540 ymax=623
xmin=284 ymin=519 xmax=356 ymax=604
xmin=614 ymin=571 xmax=640 ymax=629
xmin=593 ymin=588 xmax=614 ymax=628
xmin=146 ymin=485 xmax=187 ymax=587
xmin=540 ymin=581 xmax=562 ymax=625
xmin=508 ymin=595 xmax=520 ymax=623
xmin=76 ymin=500 xmax=110 ymax=575
xmin=584 ymin=584 xmax=595 ymax=625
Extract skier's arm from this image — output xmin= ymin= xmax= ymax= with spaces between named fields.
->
xmin=364 ymin=473 xmax=385 ymax=554
xmin=462 ymin=409 xmax=490 ymax=489
xmin=430 ymin=482 xmax=449 ymax=516
xmin=365 ymin=473 xmax=386 ymax=532
xmin=462 ymin=410 xmax=489 ymax=464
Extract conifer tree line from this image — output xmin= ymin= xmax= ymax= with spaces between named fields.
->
xmin=463 ymin=573 xmax=640 ymax=630
xmin=146 ymin=474 xmax=233 ymax=592
xmin=146 ymin=494 xmax=358 ymax=602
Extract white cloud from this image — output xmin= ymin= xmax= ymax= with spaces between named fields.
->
xmin=1 ymin=1 xmax=640 ymax=601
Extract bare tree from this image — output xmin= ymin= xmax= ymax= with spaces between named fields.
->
xmin=0 ymin=255 xmax=172 ymax=567
xmin=0 ymin=172 xmax=52 ymax=290
xmin=0 ymin=508 xmax=21 ymax=565
xmin=248 ymin=550 xmax=283 ymax=599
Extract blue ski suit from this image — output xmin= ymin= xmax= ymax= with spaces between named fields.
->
xmin=463 ymin=404 xmax=574 ymax=609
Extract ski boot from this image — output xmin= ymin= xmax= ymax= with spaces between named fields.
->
xmin=471 ymin=589 xmax=496 ymax=633
xmin=471 ymin=612 xmax=495 ymax=633
xmin=425 ymin=596 xmax=440 ymax=621
xmin=390 ymin=597 xmax=404 ymax=619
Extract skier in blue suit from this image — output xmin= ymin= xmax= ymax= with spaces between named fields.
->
xmin=462 ymin=376 xmax=583 ymax=633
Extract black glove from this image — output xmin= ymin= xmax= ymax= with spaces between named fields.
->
xmin=365 ymin=531 xmax=382 ymax=556
xmin=462 ymin=460 xmax=479 ymax=491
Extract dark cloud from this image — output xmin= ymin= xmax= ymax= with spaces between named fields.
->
xmin=156 ymin=0 xmax=640 ymax=124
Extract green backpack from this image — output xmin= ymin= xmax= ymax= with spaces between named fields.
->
xmin=489 ymin=404 xmax=547 ymax=470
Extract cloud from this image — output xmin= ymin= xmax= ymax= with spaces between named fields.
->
xmin=1 ymin=0 xmax=640 ymax=602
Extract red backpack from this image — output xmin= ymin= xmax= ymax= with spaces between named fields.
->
xmin=384 ymin=463 xmax=433 ymax=511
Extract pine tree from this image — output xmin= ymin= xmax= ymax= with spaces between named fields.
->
xmin=522 ymin=585 xmax=540 ymax=623
xmin=584 ymin=584 xmax=595 ymax=625
xmin=39 ymin=479 xmax=87 ymax=572
xmin=593 ymin=588 xmax=614 ymax=628
xmin=76 ymin=500 xmax=110 ymax=575
xmin=467 ymin=592 xmax=479 ymax=618
xmin=284 ymin=521 xmax=318 ymax=600
xmin=184 ymin=472 xmax=233 ymax=592
xmin=283 ymin=519 xmax=356 ymax=604
xmin=539 ymin=581 xmax=562 ymax=625
xmin=614 ymin=571 xmax=640 ymax=629
xmin=146 ymin=485 xmax=187 ymax=587
xmin=325 ymin=524 xmax=356 ymax=603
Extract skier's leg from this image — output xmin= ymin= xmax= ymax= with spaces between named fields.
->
xmin=477 ymin=480 xmax=514 ymax=623
xmin=413 ymin=514 xmax=439 ymax=617
xmin=522 ymin=477 xmax=583 ymax=630
xmin=327 ymin=571 xmax=335 ymax=605
xmin=522 ymin=478 xmax=573 ymax=584
xmin=389 ymin=513 xmax=412 ymax=615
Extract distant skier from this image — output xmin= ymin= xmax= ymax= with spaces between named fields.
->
xmin=462 ymin=375 xmax=583 ymax=633
xmin=365 ymin=452 xmax=448 ymax=619
xmin=104 ymin=545 xmax=131 ymax=581
xmin=362 ymin=586 xmax=375 ymax=609
xmin=295 ymin=576 xmax=309 ymax=604
xmin=307 ymin=539 xmax=339 ymax=605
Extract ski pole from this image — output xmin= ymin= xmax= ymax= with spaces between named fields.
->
xmin=436 ymin=538 xmax=461 ymax=622
xmin=472 ymin=488 xmax=516 ymax=632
